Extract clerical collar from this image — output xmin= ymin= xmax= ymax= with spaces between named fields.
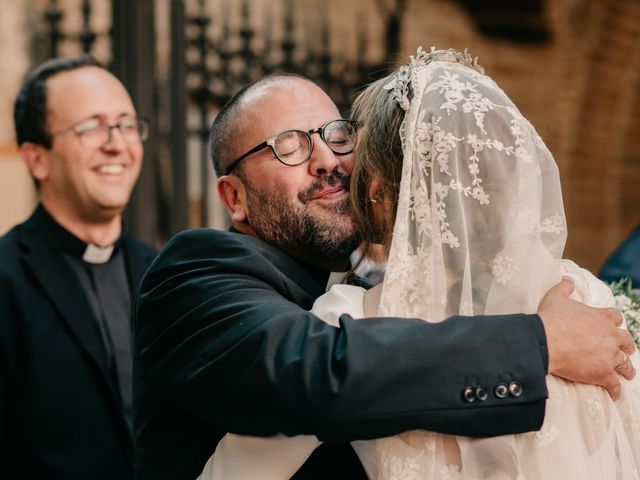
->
xmin=82 ymin=243 xmax=115 ymax=264
xmin=37 ymin=204 xmax=122 ymax=264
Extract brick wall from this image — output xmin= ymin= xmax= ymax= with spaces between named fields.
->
xmin=400 ymin=0 xmax=640 ymax=272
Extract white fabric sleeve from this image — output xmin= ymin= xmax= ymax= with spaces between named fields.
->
xmin=310 ymin=284 xmax=366 ymax=326
xmin=197 ymin=433 xmax=321 ymax=480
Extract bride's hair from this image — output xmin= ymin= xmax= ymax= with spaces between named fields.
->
xmin=350 ymin=47 xmax=568 ymax=318
xmin=349 ymin=73 xmax=405 ymax=251
xmin=349 ymin=48 xmax=487 ymax=255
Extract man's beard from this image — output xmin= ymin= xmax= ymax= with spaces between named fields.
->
xmin=245 ymin=172 xmax=361 ymax=265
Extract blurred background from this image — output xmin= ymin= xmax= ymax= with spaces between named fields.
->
xmin=0 ymin=0 xmax=638 ymax=272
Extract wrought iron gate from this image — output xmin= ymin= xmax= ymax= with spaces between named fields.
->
xmin=37 ymin=0 xmax=402 ymax=245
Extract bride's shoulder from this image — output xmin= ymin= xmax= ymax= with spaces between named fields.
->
xmin=310 ymin=284 xmax=366 ymax=326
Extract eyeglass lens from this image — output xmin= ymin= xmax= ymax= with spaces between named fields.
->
xmin=323 ymin=120 xmax=356 ymax=153
xmin=77 ymin=118 xmax=148 ymax=148
xmin=273 ymin=131 xmax=311 ymax=164
xmin=273 ymin=120 xmax=356 ymax=165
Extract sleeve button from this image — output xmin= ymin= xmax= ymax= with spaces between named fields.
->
xmin=462 ymin=386 xmax=476 ymax=403
xmin=509 ymin=381 xmax=523 ymax=397
xmin=494 ymin=383 xmax=509 ymax=399
xmin=475 ymin=386 xmax=488 ymax=401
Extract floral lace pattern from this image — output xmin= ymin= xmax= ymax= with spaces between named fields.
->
xmin=380 ymin=50 xmax=566 ymax=319
xmin=491 ymin=255 xmax=519 ymax=285
xmin=375 ymin=49 xmax=640 ymax=479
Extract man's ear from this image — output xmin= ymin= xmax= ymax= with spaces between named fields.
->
xmin=20 ymin=143 xmax=50 ymax=182
xmin=217 ymin=175 xmax=248 ymax=224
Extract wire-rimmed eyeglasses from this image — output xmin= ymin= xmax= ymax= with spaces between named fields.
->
xmin=50 ymin=115 xmax=150 ymax=148
xmin=224 ymin=118 xmax=357 ymax=175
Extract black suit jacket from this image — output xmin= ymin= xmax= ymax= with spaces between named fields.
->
xmin=134 ymin=228 xmax=549 ymax=479
xmin=0 ymin=206 xmax=156 ymax=480
xmin=599 ymin=225 xmax=640 ymax=287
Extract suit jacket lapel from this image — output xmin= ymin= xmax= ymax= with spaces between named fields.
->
xmin=18 ymin=211 xmax=115 ymax=391
xmin=239 ymin=232 xmax=329 ymax=301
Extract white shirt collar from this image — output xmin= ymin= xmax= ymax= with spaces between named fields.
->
xmin=326 ymin=270 xmax=348 ymax=291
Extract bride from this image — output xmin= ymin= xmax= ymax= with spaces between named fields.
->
xmin=199 ymin=48 xmax=640 ymax=479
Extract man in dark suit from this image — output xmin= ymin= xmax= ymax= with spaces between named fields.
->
xmin=0 ymin=56 xmax=156 ymax=480
xmin=133 ymin=74 xmax=636 ymax=479
xmin=600 ymin=225 xmax=640 ymax=288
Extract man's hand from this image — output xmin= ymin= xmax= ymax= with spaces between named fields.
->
xmin=537 ymin=277 xmax=636 ymax=400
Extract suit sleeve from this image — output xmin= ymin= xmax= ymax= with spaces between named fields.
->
xmin=134 ymin=230 xmax=549 ymax=442
xmin=0 ymin=338 xmax=5 ymax=471
xmin=0 ymin=264 xmax=13 ymax=472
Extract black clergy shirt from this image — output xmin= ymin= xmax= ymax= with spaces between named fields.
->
xmin=41 ymin=208 xmax=134 ymax=430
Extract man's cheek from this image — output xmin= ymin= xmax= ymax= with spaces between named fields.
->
xmin=342 ymin=153 xmax=355 ymax=173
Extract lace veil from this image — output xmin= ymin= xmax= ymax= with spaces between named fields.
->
xmin=378 ymin=48 xmax=567 ymax=321
xmin=370 ymin=48 xmax=640 ymax=480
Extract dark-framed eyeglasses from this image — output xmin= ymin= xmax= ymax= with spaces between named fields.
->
xmin=50 ymin=115 xmax=150 ymax=148
xmin=224 ymin=118 xmax=357 ymax=175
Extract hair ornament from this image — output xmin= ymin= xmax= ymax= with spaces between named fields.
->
xmin=384 ymin=46 xmax=485 ymax=111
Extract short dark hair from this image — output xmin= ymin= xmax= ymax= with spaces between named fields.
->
xmin=13 ymin=54 xmax=105 ymax=148
xmin=208 ymin=73 xmax=311 ymax=178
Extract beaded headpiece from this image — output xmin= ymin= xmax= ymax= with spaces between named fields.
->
xmin=383 ymin=46 xmax=485 ymax=111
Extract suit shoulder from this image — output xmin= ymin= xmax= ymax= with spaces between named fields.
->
xmin=0 ymin=225 xmax=25 ymax=285
xmin=0 ymin=224 xmax=24 ymax=262
xmin=143 ymin=229 xmax=293 ymax=291
xmin=617 ymin=227 xmax=640 ymax=254
xmin=168 ymin=227 xmax=246 ymax=245
xmin=160 ymin=228 xmax=269 ymax=261
xmin=599 ymin=226 xmax=640 ymax=282
xmin=123 ymin=234 xmax=158 ymax=258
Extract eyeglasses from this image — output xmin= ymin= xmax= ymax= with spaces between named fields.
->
xmin=224 ymin=119 xmax=357 ymax=175
xmin=51 ymin=116 xmax=150 ymax=148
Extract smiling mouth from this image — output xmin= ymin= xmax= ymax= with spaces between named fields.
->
xmin=96 ymin=164 xmax=125 ymax=175
xmin=312 ymin=186 xmax=347 ymax=200
xmin=299 ymin=172 xmax=350 ymax=203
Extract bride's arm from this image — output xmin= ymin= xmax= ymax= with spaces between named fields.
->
xmin=198 ymin=433 xmax=321 ymax=480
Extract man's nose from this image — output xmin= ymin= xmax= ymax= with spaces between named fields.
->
xmin=102 ymin=125 xmax=127 ymax=151
xmin=307 ymin=135 xmax=342 ymax=176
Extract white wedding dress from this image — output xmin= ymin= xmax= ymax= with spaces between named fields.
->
xmin=198 ymin=49 xmax=640 ymax=479
xmin=316 ymin=267 xmax=640 ymax=480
